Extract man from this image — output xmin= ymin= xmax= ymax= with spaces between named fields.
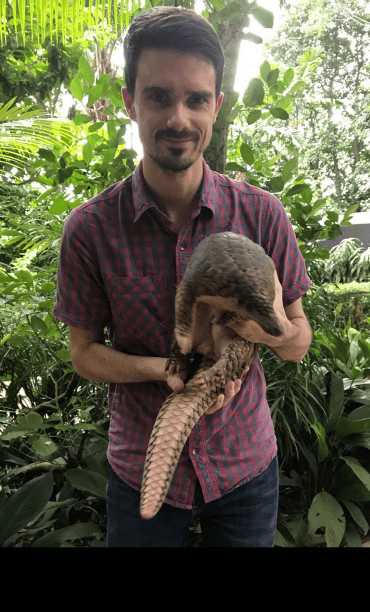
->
xmin=54 ymin=7 xmax=312 ymax=547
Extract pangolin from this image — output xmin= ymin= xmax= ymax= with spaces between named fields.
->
xmin=140 ymin=232 xmax=284 ymax=520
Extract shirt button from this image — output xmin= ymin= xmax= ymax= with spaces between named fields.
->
xmin=180 ymin=246 xmax=185 ymax=251
xmin=192 ymin=449 xmax=197 ymax=455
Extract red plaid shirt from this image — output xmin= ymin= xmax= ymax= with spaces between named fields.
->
xmin=54 ymin=160 xmax=312 ymax=509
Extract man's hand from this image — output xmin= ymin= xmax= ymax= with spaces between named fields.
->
xmin=226 ymin=270 xmax=289 ymax=347
xmin=167 ymin=322 xmax=250 ymax=413
xmin=167 ymin=372 xmax=245 ymax=414
xmin=205 ymin=378 xmax=244 ymax=414
xmin=226 ymin=270 xmax=312 ymax=362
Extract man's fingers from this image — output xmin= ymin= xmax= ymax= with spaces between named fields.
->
xmin=167 ymin=373 xmax=185 ymax=393
xmin=170 ymin=365 xmax=250 ymax=412
xmin=223 ymin=379 xmax=241 ymax=404
xmin=206 ymin=394 xmax=224 ymax=414
xmin=206 ymin=378 xmax=244 ymax=414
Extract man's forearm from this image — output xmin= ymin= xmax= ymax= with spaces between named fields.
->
xmin=269 ymin=316 xmax=312 ymax=363
xmin=71 ymin=341 xmax=168 ymax=384
xmin=228 ymin=313 xmax=312 ymax=364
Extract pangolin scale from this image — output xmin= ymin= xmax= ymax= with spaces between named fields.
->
xmin=140 ymin=232 xmax=283 ymax=520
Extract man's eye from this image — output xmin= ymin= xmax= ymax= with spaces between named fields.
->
xmin=149 ymin=92 xmax=170 ymax=105
xmin=188 ymin=94 xmax=206 ymax=107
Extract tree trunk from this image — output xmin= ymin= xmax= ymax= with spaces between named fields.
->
xmin=204 ymin=15 xmax=248 ymax=174
xmin=86 ymin=40 xmax=119 ymax=122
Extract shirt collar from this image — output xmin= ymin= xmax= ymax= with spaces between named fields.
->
xmin=131 ymin=159 xmax=217 ymax=222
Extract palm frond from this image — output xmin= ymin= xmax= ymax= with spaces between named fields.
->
xmin=1 ymin=0 xmax=141 ymax=44
xmin=0 ymin=98 xmax=77 ymax=175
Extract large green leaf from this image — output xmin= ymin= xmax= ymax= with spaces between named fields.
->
xmin=266 ymin=68 xmax=280 ymax=86
xmin=308 ymin=491 xmax=345 ymax=547
xmin=0 ymin=471 xmax=54 ymax=546
xmin=70 ymin=75 xmax=84 ymax=102
xmin=343 ymin=501 xmax=369 ymax=535
xmin=326 ymin=373 xmax=345 ymax=432
xmin=285 ymin=183 xmax=311 ymax=196
xmin=240 ymin=143 xmax=254 ymax=165
xmin=242 ymin=32 xmax=263 ymax=44
xmin=342 ymin=456 xmax=370 ymax=491
xmin=30 ymin=435 xmax=58 ymax=457
xmin=260 ymin=60 xmax=271 ymax=82
xmin=30 ymin=315 xmax=48 ymax=334
xmin=344 ymin=523 xmax=363 ymax=547
xmin=218 ymin=1 xmax=241 ymax=20
xmin=283 ymin=67 xmax=295 ymax=88
xmin=311 ymin=421 xmax=329 ymax=462
xmin=78 ymin=55 xmax=95 ymax=86
xmin=243 ymin=78 xmax=265 ymax=107
xmin=269 ymin=176 xmax=285 ymax=193
xmin=31 ymin=522 xmax=103 ymax=547
xmin=335 ymin=406 xmax=370 ymax=439
xmin=270 ymin=106 xmax=289 ymax=120
xmin=282 ymin=157 xmax=297 ymax=183
xmin=65 ymin=468 xmax=108 ymax=500
xmin=246 ymin=109 xmax=262 ymax=125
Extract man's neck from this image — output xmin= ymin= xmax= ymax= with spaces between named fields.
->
xmin=141 ymin=155 xmax=204 ymax=228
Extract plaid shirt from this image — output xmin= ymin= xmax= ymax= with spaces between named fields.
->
xmin=54 ymin=160 xmax=312 ymax=509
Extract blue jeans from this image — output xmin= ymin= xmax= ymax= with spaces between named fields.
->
xmin=106 ymin=456 xmax=279 ymax=547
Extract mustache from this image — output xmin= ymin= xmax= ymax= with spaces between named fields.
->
xmin=155 ymin=128 xmax=199 ymax=141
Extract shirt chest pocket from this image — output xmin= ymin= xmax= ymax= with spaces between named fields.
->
xmin=107 ymin=276 xmax=174 ymax=346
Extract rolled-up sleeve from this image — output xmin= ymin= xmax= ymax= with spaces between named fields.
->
xmin=53 ymin=207 xmax=111 ymax=331
xmin=262 ymin=195 xmax=312 ymax=307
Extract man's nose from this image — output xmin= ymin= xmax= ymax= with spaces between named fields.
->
xmin=167 ymin=103 xmax=191 ymax=131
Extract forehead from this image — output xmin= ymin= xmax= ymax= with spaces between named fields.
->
xmin=135 ymin=48 xmax=217 ymax=94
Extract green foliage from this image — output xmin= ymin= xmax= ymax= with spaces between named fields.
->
xmin=264 ymin=0 xmax=370 ymax=212
xmin=323 ymin=239 xmax=370 ymax=284
xmin=257 ymin=277 xmax=370 ymax=547
xmin=0 ymin=0 xmax=130 ymax=46
xmin=226 ymin=54 xmax=355 ymax=262
xmin=0 ymin=97 xmax=77 ymax=175
xmin=0 ymin=37 xmax=81 ymax=107
xmin=0 ymin=391 xmax=109 ymax=546
xmin=276 ymin=372 xmax=370 ymax=547
xmin=269 ymin=306 xmax=370 ymax=547
xmin=0 ymin=461 xmax=107 ymax=546
xmin=30 ymin=69 xmax=136 ymax=199
xmin=0 ymin=471 xmax=54 ymax=546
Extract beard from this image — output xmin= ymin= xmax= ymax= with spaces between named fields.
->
xmin=149 ymin=149 xmax=195 ymax=173
xmin=150 ymin=128 xmax=201 ymax=173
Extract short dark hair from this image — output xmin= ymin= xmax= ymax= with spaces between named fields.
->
xmin=123 ymin=7 xmax=225 ymax=98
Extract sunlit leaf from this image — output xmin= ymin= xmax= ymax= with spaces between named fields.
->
xmin=284 ymin=67 xmax=295 ymax=88
xmin=70 ymin=75 xmax=84 ymax=101
xmin=240 ymin=143 xmax=254 ymax=165
xmin=243 ymin=78 xmax=265 ymax=107
xmin=250 ymin=5 xmax=274 ymax=29
xmin=270 ymin=107 xmax=289 ymax=120
xmin=78 ymin=55 xmax=95 ymax=86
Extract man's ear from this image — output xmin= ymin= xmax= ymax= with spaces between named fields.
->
xmin=122 ymin=88 xmax=137 ymax=121
xmin=213 ymin=92 xmax=224 ymax=123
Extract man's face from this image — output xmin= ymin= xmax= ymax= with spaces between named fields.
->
xmin=122 ymin=49 xmax=224 ymax=173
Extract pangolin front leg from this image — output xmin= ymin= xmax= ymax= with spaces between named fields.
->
xmin=139 ymin=337 xmax=254 ymax=520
